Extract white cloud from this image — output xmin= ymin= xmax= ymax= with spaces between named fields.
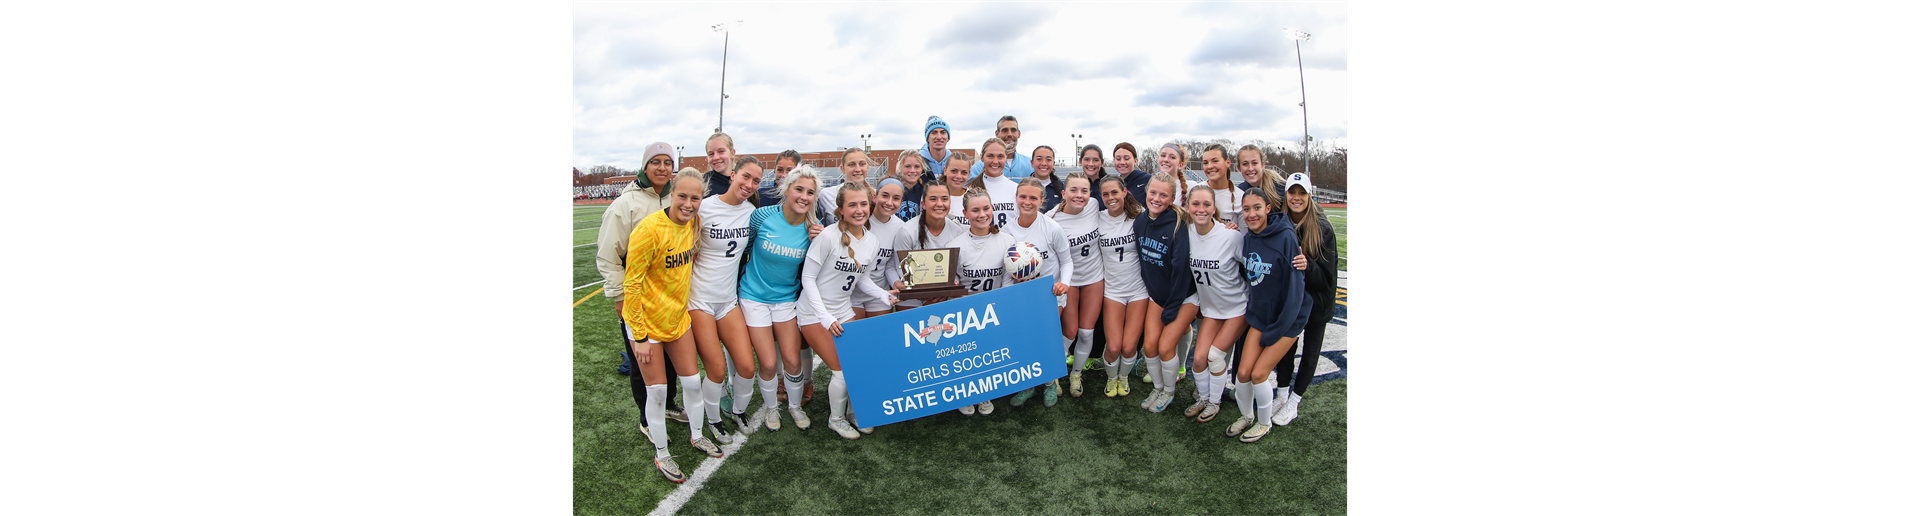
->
xmin=574 ymin=1 xmax=1347 ymax=171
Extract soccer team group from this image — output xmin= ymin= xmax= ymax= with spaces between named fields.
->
xmin=595 ymin=115 xmax=1340 ymax=483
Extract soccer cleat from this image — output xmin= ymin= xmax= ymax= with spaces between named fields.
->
xmin=1104 ymin=378 xmax=1119 ymax=398
xmin=1184 ymin=399 xmax=1209 ymax=418
xmin=1227 ymin=416 xmax=1255 ymax=437
xmin=1043 ymin=380 xmax=1059 ymax=407
xmin=637 ymin=421 xmax=652 ymax=442
xmin=690 ymin=437 xmax=723 ymax=458
xmin=1239 ymin=422 xmax=1272 ymax=443
xmin=654 ymin=455 xmax=686 ymax=483
xmin=1178 ymin=365 xmax=1188 ymax=381
xmin=762 ymin=404 xmax=782 ymax=432
xmin=1116 ymin=378 xmax=1131 ymax=397
xmin=1274 ymin=392 xmax=1301 ymax=426
xmin=850 ymin=412 xmax=873 ymax=434
xmin=1141 ymin=369 xmax=1153 ymax=385
xmin=1070 ymin=373 xmax=1084 ymax=398
xmin=1197 ymin=403 xmax=1221 ymax=423
xmin=789 ymin=406 xmax=811 ymax=430
xmin=1148 ymin=391 xmax=1174 ymax=413
xmin=666 ymin=407 xmax=688 ymax=423
xmin=1141 ymin=390 xmax=1159 ymax=410
xmin=803 ymin=383 xmax=815 ymax=406
xmin=710 ymin=418 xmax=736 ymax=445
xmin=977 ymin=400 xmax=995 ymax=415
xmin=959 ymin=404 xmax=975 ymax=416
xmin=829 ymin=418 xmax=860 ymax=440
xmin=722 ymin=406 xmax=748 ymax=436
xmin=1010 ymin=387 xmax=1034 ymax=407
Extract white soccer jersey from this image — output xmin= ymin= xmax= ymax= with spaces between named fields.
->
xmin=1003 ymin=212 xmax=1073 ymax=286
xmin=854 ymin=214 xmax=912 ymax=306
xmin=892 ymin=219 xmax=968 ymax=308
xmin=956 ymin=230 xmax=1016 ymax=294
xmin=1187 ymin=222 xmax=1247 ymax=319
xmin=1097 ymin=209 xmax=1145 ymax=298
xmin=689 ymin=194 xmax=757 ymax=305
xmin=1207 ymin=182 xmax=1247 ymax=233
xmin=980 ymin=174 xmax=1020 ymax=230
xmin=1048 ymin=204 xmax=1103 ymax=287
xmin=798 ymin=224 xmax=889 ymax=326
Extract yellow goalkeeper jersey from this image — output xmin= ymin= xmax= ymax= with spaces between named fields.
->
xmin=621 ymin=210 xmax=698 ymax=342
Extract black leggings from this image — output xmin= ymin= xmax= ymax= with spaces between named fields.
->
xmin=621 ymin=320 xmax=679 ymax=417
xmin=1275 ymin=319 xmax=1328 ymax=397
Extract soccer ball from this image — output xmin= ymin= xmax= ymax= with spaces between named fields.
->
xmin=1004 ymin=242 xmax=1043 ymax=283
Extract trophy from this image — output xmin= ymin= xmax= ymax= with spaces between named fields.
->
xmin=895 ymin=247 xmax=968 ymax=300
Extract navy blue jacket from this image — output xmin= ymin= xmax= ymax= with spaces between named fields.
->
xmin=1121 ymin=169 xmax=1153 ymax=213
xmin=1298 ymin=212 xmax=1338 ymax=324
xmin=1133 ymin=208 xmax=1195 ymax=324
xmin=1241 ymin=212 xmax=1312 ymax=346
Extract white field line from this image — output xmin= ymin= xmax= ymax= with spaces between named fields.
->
xmin=648 ymin=402 xmax=769 ymax=516
xmin=575 ymin=280 xmax=606 ymax=291
xmin=574 ymin=242 xmax=596 ymax=248
xmin=576 ymin=226 xmax=600 ymax=231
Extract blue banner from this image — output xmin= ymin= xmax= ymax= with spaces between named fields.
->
xmin=835 ymin=276 xmax=1065 ymax=427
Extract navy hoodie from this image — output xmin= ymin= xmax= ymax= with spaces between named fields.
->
xmin=1241 ymin=211 xmax=1312 ymax=345
xmin=1133 ymin=207 xmax=1195 ymax=324
xmin=1121 ymin=169 xmax=1153 ymax=212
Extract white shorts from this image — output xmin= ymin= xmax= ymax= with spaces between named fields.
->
xmin=1104 ymin=289 xmax=1148 ymax=305
xmin=798 ymin=308 xmax=853 ymax=329
xmin=740 ymin=298 xmax=796 ymax=328
xmin=852 ymin=287 xmax=897 ymax=313
xmin=686 ymin=298 xmax=739 ymax=320
xmin=1056 ymin=294 xmax=1068 ymax=308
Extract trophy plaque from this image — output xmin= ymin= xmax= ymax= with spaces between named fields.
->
xmin=896 ymin=247 xmax=968 ymax=300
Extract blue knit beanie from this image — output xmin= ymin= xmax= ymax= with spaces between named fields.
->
xmin=924 ymin=116 xmax=950 ymax=142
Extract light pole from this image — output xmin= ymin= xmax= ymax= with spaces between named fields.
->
xmin=1283 ymin=28 xmax=1311 ymax=176
xmin=675 ymin=146 xmax=684 ymax=167
xmin=1070 ymin=133 xmax=1082 ymax=162
xmin=712 ymin=20 xmax=744 ymax=133
xmin=860 ymin=134 xmax=872 ymax=154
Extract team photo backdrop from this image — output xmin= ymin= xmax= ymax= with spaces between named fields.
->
xmin=834 ymin=276 xmax=1065 ymax=427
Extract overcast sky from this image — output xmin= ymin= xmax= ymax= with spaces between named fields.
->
xmin=575 ymin=1 xmax=1346 ymax=171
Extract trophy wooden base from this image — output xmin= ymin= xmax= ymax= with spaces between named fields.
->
xmin=895 ymin=285 xmax=969 ymax=300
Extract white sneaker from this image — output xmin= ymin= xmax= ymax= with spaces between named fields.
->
xmin=977 ymin=400 xmax=995 ymax=415
xmin=1141 ymin=390 xmax=1159 ymax=410
xmin=789 ymin=406 xmax=811 ymax=430
xmin=1148 ymin=390 xmax=1174 ymax=413
xmin=762 ymin=404 xmax=782 ymax=432
xmin=849 ymin=411 xmax=873 ymax=434
xmin=1227 ymin=416 xmax=1255 ymax=437
xmin=828 ymin=418 xmax=860 ymax=440
xmin=1274 ymin=392 xmax=1301 ymax=426
xmin=959 ymin=404 xmax=975 ymax=416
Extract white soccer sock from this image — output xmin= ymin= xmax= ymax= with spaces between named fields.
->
xmin=828 ymin=369 xmax=849 ymax=423
xmin=678 ymin=375 xmax=705 ymax=438
xmin=1160 ymin=357 xmax=1180 ymax=393
xmin=1254 ymin=377 xmax=1277 ymax=425
xmin=730 ymin=371 xmax=755 ymax=415
xmin=800 ymin=349 xmax=815 ymax=384
xmin=1208 ymin=371 xmax=1230 ymax=404
xmin=1072 ymin=329 xmax=1094 ymax=371
xmin=1144 ymin=357 xmax=1162 ymax=386
xmin=1119 ymin=355 xmax=1136 ymax=378
xmin=1104 ymin=356 xmax=1120 ymax=379
xmin=1176 ymin=332 xmax=1192 ymax=371
xmin=1193 ymin=368 xmax=1210 ymax=401
xmin=1063 ymin=335 xmax=1073 ymax=356
xmin=645 ymin=384 xmax=670 ymax=457
xmin=759 ymin=375 xmax=779 ymax=410
xmin=701 ymin=377 xmax=725 ymax=424
xmin=784 ymin=367 xmax=805 ymax=409
xmin=1234 ymin=380 xmax=1254 ymax=419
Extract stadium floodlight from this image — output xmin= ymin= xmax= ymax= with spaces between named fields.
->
xmin=713 ymin=20 xmax=744 ymax=133
xmin=1281 ymin=28 xmax=1311 ymax=175
xmin=860 ymin=133 xmax=872 ymax=153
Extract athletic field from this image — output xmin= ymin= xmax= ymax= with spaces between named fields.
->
xmin=572 ymin=202 xmax=1349 ymax=515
